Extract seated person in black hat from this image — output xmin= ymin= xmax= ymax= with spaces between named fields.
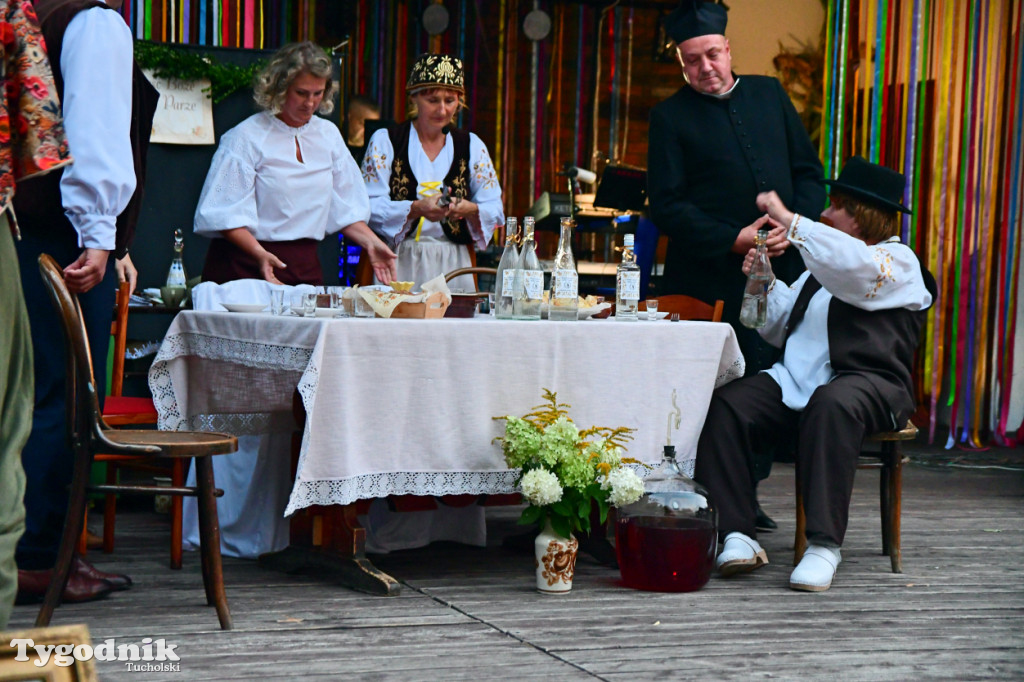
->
xmin=693 ymin=156 xmax=936 ymax=592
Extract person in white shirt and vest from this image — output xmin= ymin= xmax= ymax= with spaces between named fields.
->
xmin=694 ymin=156 xmax=936 ymax=592
xmin=194 ymin=41 xmax=396 ymax=286
xmin=13 ymin=0 xmax=158 ymax=605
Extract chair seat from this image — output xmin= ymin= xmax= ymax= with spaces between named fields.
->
xmin=107 ymin=430 xmax=237 ymax=458
xmin=103 ymin=395 xmax=158 ymax=424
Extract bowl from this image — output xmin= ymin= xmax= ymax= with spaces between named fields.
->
xmin=390 ymin=281 xmax=415 ymax=294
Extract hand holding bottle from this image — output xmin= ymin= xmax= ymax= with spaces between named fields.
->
xmin=411 ymin=194 xmax=450 ymax=223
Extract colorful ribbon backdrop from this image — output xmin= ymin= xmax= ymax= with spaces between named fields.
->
xmin=821 ymin=0 xmax=1023 ymax=448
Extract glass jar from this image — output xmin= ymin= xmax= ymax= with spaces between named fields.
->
xmin=615 ymin=445 xmax=717 ymax=592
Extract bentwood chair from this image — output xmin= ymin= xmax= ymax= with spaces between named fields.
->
xmin=639 ymin=295 xmax=724 ymax=322
xmin=36 ymin=254 xmax=237 ymax=630
xmin=80 ymin=282 xmax=187 ymax=570
xmin=794 ymin=421 xmax=918 ymax=573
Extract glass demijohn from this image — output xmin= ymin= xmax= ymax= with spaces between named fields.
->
xmin=615 ymin=445 xmax=718 ymax=592
xmin=615 ymin=233 xmax=641 ymax=320
xmin=512 ymin=216 xmax=543 ymax=320
xmin=494 ymin=217 xmax=519 ymax=319
xmin=548 ymin=216 xmax=579 ymax=321
xmin=739 ymin=228 xmax=770 ymax=329
xmin=165 ymin=228 xmax=187 ymax=288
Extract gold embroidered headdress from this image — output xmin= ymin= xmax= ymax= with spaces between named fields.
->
xmin=406 ymin=53 xmax=465 ymax=95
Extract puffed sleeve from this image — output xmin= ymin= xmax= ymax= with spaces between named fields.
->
xmin=328 ymin=130 xmax=371 ymax=234
xmin=466 ymin=133 xmax=504 ymax=248
xmin=362 ymin=129 xmax=411 ymax=245
xmin=193 ymin=126 xmax=260 ymax=237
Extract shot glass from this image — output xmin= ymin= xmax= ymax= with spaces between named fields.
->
xmin=269 ymin=289 xmax=286 ymax=316
xmin=646 ymin=299 xmax=659 ymax=321
xmin=328 ymin=286 xmax=349 ymax=318
xmin=302 ymin=292 xmax=317 ymax=317
xmin=488 ymin=292 xmax=497 ymax=317
xmin=353 ymin=293 xmax=375 ymax=318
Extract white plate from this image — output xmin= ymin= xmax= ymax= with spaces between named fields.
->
xmin=222 ymin=303 xmax=268 ymax=313
xmin=644 ymin=311 xmax=670 ymax=321
xmin=288 ymin=306 xmax=339 ymax=317
xmin=541 ymin=302 xmax=612 ymax=320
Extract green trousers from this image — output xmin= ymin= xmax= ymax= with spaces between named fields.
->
xmin=0 ymin=214 xmax=31 ymax=627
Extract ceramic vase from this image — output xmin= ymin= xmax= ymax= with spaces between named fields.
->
xmin=534 ymin=518 xmax=578 ymax=593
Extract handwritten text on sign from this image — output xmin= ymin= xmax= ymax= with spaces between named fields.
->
xmin=144 ymin=71 xmax=215 ymax=145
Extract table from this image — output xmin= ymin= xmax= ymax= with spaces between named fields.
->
xmin=150 ymin=312 xmax=744 ymax=593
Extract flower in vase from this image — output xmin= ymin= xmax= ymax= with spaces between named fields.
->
xmin=494 ymin=389 xmax=644 ymax=540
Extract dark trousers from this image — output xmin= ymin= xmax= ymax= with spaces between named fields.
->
xmin=15 ymin=226 xmax=115 ymax=570
xmin=694 ymin=372 xmax=891 ymax=547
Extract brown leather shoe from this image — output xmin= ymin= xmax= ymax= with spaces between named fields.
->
xmin=74 ymin=557 xmax=132 ymax=591
xmin=16 ymin=568 xmax=115 ymax=605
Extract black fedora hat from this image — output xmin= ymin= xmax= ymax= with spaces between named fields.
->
xmin=825 ymin=156 xmax=912 ymax=214
xmin=664 ymin=1 xmax=728 ymax=44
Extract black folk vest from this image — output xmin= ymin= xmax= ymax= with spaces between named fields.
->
xmin=387 ymin=121 xmax=473 ymax=244
xmin=783 ymin=261 xmax=938 ymax=424
xmin=15 ymin=0 xmax=159 ymax=258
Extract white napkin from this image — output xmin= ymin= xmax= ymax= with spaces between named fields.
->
xmin=192 ymin=279 xmax=317 ymax=311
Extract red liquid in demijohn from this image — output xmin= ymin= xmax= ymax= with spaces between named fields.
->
xmin=615 ymin=516 xmax=716 ymax=592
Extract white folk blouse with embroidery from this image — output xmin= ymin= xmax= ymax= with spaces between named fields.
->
xmin=194 ymin=112 xmax=370 ymax=242
xmin=761 ymin=216 xmax=933 ymax=411
xmin=360 ymin=125 xmax=504 ymax=249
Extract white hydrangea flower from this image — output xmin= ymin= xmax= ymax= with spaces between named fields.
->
xmin=602 ymin=467 xmax=645 ymax=507
xmin=520 ymin=468 xmax=563 ymax=507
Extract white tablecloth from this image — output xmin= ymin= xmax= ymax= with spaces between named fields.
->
xmin=150 ymin=313 xmax=744 ymax=518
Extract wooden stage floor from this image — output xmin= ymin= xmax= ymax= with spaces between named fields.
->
xmin=6 ymin=444 xmax=1023 ymax=681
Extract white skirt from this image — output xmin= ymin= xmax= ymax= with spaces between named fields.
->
xmin=385 ymin=237 xmax=477 ymax=293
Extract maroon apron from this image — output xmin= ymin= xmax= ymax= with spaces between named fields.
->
xmin=201 ymin=238 xmax=324 ymax=285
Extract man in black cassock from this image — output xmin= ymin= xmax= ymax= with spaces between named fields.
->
xmin=647 ymin=1 xmax=826 ymax=525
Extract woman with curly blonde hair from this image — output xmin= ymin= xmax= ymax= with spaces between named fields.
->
xmin=195 ymin=41 xmax=395 ymax=287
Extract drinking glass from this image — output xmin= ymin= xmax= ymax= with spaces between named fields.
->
xmin=302 ymin=292 xmax=317 ymax=317
xmin=487 ymin=292 xmax=496 ymax=317
xmin=353 ymin=293 xmax=375 ymax=318
xmin=646 ymin=299 xmax=659 ymax=321
xmin=269 ymin=289 xmax=286 ymax=316
xmin=328 ymin=286 xmax=349 ymax=318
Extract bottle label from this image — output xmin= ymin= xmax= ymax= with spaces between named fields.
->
xmin=617 ymin=271 xmax=640 ymax=301
xmin=523 ymin=270 xmax=543 ymax=299
xmin=551 ymin=269 xmax=578 ymax=299
xmin=501 ymin=270 xmax=515 ymax=297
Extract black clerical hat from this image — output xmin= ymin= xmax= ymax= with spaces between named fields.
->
xmin=664 ymin=1 xmax=728 ymax=44
xmin=825 ymin=156 xmax=912 ymax=214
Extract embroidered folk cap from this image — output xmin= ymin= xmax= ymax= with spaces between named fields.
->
xmin=406 ymin=53 xmax=465 ymax=95
xmin=664 ymin=1 xmax=728 ymax=44
xmin=825 ymin=156 xmax=912 ymax=214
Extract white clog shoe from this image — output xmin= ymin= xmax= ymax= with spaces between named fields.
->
xmin=790 ymin=545 xmax=842 ymax=592
xmin=715 ymin=532 xmax=769 ymax=576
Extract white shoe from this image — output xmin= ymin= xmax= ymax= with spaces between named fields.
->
xmin=715 ymin=532 xmax=769 ymax=576
xmin=790 ymin=545 xmax=842 ymax=592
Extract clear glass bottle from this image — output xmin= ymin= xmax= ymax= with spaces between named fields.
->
xmin=548 ymin=217 xmax=579 ymax=321
xmin=512 ymin=216 xmax=543 ymax=320
xmin=165 ymin=228 xmax=187 ymax=288
xmin=739 ymin=228 xmax=770 ymax=329
xmin=615 ymin=233 xmax=641 ymax=321
xmin=494 ymin=217 xmax=519 ymax=319
xmin=615 ymin=445 xmax=717 ymax=592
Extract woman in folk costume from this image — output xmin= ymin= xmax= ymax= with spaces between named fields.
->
xmin=362 ymin=53 xmax=504 ymax=292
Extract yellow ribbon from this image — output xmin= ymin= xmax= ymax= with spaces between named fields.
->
xmin=414 ymin=181 xmax=444 ymax=242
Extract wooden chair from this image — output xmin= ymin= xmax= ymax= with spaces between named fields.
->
xmin=639 ymin=295 xmax=724 ymax=322
xmin=443 ymin=266 xmax=496 ymax=291
xmin=35 ymin=254 xmax=237 ymax=630
xmin=794 ymin=421 xmax=917 ymax=573
xmin=80 ymin=282 xmax=188 ymax=570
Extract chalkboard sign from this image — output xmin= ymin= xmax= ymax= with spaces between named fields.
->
xmin=132 ymin=44 xmax=344 ymax=289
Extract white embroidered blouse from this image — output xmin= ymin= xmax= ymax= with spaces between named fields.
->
xmin=360 ymin=124 xmax=504 ymax=249
xmin=194 ymin=111 xmax=370 ymax=242
xmin=761 ymin=216 xmax=933 ymax=410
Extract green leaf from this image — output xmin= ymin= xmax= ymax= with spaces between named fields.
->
xmin=519 ymin=505 xmax=543 ymax=525
xmin=551 ymin=515 xmax=572 ymax=540
xmin=551 ymin=500 xmax=573 ymax=516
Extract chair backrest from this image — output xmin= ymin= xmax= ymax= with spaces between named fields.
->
xmin=639 ymin=294 xmax=724 ymax=322
xmin=109 ymin=281 xmax=130 ymax=398
xmin=443 ymin=266 xmax=496 ymax=285
xmin=37 ymin=254 xmax=105 ymax=440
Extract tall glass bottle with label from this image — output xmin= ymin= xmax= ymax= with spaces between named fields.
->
xmin=615 ymin=233 xmax=641 ymax=320
xmin=165 ymin=228 xmax=187 ymax=288
xmin=548 ymin=217 xmax=579 ymax=321
xmin=512 ymin=216 xmax=543 ymax=320
xmin=494 ymin=217 xmax=519 ymax=319
xmin=739 ymin=228 xmax=770 ymax=329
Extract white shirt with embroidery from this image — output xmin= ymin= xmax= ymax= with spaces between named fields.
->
xmin=761 ymin=216 xmax=933 ymax=411
xmin=361 ymin=124 xmax=503 ymax=249
xmin=61 ymin=7 xmax=136 ymax=251
xmin=194 ymin=111 xmax=370 ymax=241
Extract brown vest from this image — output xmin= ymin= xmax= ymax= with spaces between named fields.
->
xmin=387 ymin=121 xmax=474 ymax=244
xmin=15 ymin=0 xmax=159 ymax=258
